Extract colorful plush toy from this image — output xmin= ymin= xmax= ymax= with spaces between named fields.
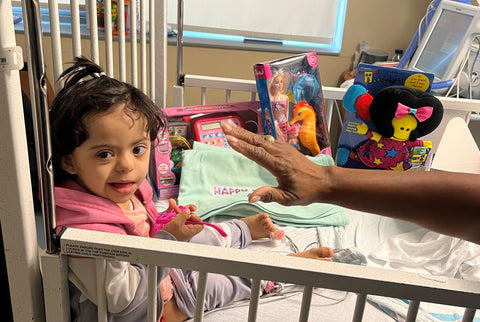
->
xmin=337 ymin=85 xmax=443 ymax=170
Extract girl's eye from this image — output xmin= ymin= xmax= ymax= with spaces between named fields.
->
xmin=133 ymin=146 xmax=147 ymax=155
xmin=97 ymin=151 xmax=113 ymax=159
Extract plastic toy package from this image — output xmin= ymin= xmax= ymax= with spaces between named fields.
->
xmin=253 ymin=53 xmax=331 ymax=156
xmin=336 ymin=63 xmax=444 ymax=171
xmin=150 ymin=101 xmax=262 ymax=200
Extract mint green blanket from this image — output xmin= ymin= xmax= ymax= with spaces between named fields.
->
xmin=177 ymin=143 xmax=347 ymax=227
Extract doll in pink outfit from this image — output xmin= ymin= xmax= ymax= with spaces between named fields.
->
xmin=267 ymin=69 xmax=290 ymax=142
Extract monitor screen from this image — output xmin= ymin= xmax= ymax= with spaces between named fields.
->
xmin=408 ymin=1 xmax=480 ymax=84
xmin=414 ymin=9 xmax=473 ymax=80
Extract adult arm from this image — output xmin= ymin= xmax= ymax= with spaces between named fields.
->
xmin=221 ymin=121 xmax=480 ymax=244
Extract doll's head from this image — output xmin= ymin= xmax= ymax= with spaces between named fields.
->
xmin=269 ymin=69 xmax=289 ymax=96
xmin=344 ymin=85 xmax=443 ymax=141
xmin=370 ymin=86 xmax=443 ymax=141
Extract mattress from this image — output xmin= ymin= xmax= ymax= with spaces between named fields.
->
xmin=197 ymin=209 xmax=480 ymax=322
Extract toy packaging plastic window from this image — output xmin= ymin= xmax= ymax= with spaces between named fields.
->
xmin=253 ymin=53 xmax=331 ymax=156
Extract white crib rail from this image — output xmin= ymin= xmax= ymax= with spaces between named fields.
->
xmin=45 ymin=0 xmax=164 ymax=101
xmin=55 ymin=228 xmax=480 ymax=322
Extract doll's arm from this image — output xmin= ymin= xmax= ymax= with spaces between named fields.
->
xmin=356 ymin=123 xmax=382 ymax=142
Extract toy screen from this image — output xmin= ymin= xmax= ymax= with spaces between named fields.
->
xmin=201 ymin=122 xmax=221 ymax=130
xmin=414 ymin=9 xmax=473 ymax=80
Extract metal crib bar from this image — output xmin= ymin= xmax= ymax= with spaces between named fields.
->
xmin=118 ymin=0 xmax=126 ymax=81
xmin=463 ymin=308 xmax=476 ymax=322
xmin=154 ymin=0 xmax=167 ymax=107
xmin=96 ymin=258 xmax=108 ymax=322
xmin=248 ymin=279 xmax=262 ymax=322
xmin=226 ymin=89 xmax=231 ymax=103
xmin=104 ymin=0 xmax=114 ymax=77
xmin=149 ymin=0 xmax=155 ymax=100
xmin=326 ymin=98 xmax=334 ymax=133
xmin=22 ymin=0 xmax=57 ymax=254
xmin=87 ymin=0 xmax=99 ymax=64
xmin=130 ymin=0 xmax=138 ymax=87
xmin=147 ymin=265 xmax=158 ymax=322
xmin=70 ymin=0 xmax=81 ymax=58
xmin=405 ymin=300 xmax=420 ymax=322
xmin=352 ymin=293 xmax=367 ymax=322
xmin=47 ymin=0 xmax=62 ymax=92
xmin=201 ymin=87 xmax=207 ymax=105
xmin=299 ymin=286 xmax=313 ymax=321
xmin=176 ymin=0 xmax=184 ymax=87
xmin=193 ymin=271 xmax=208 ymax=322
xmin=140 ymin=0 xmax=148 ymax=93
xmin=183 ymin=74 xmax=257 ymax=92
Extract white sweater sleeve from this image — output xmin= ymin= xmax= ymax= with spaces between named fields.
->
xmin=68 ymin=231 xmax=176 ymax=314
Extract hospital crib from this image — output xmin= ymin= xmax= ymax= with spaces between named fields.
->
xmin=2 ymin=1 xmax=480 ymax=321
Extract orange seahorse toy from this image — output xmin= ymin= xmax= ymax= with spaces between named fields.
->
xmin=289 ymin=100 xmax=320 ymax=156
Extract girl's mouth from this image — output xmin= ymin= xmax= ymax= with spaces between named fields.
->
xmin=110 ymin=182 xmax=135 ymax=194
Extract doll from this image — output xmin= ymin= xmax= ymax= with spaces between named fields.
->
xmin=268 ymin=69 xmax=290 ymax=142
xmin=337 ymin=85 xmax=443 ymax=170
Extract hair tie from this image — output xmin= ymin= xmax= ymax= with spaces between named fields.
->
xmin=93 ymin=72 xmax=106 ymax=78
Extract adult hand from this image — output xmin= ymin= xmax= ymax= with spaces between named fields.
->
xmin=221 ymin=120 xmax=329 ymax=206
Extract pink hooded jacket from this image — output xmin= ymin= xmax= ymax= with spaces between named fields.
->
xmin=54 ymin=179 xmax=174 ymax=322
xmin=54 ymin=179 xmax=159 ymax=236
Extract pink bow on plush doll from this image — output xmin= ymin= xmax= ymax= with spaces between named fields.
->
xmin=395 ymin=102 xmax=433 ymax=122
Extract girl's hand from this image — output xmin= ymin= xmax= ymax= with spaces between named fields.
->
xmin=162 ymin=207 xmax=204 ymax=241
xmin=166 ymin=199 xmax=197 ymax=215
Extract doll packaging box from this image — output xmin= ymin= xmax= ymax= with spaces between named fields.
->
xmin=253 ymin=53 xmax=331 ymax=156
xmin=336 ymin=63 xmax=444 ymax=171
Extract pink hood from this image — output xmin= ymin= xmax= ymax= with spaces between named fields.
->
xmin=54 ymin=179 xmax=159 ymax=237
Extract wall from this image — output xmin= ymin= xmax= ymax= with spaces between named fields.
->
xmin=15 ymin=0 xmax=431 ymax=107
xmin=171 ymin=0 xmax=431 ymax=106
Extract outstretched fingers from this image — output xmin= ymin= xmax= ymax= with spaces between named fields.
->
xmin=221 ymin=120 xmax=293 ymax=174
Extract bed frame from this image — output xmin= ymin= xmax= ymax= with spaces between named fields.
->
xmin=3 ymin=1 xmax=480 ymax=321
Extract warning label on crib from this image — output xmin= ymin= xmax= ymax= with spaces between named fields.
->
xmin=63 ymin=243 xmax=132 ymax=259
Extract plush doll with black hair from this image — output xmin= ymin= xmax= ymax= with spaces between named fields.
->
xmin=337 ymin=85 xmax=444 ymax=170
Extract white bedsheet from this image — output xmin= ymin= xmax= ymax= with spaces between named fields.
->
xmin=156 ymin=199 xmax=480 ymax=321
xmin=203 ymin=209 xmax=480 ymax=322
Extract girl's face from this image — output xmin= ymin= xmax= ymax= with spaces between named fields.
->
xmin=61 ymin=104 xmax=151 ymax=210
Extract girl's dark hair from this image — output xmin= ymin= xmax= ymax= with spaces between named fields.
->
xmin=50 ymin=56 xmax=165 ymax=181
